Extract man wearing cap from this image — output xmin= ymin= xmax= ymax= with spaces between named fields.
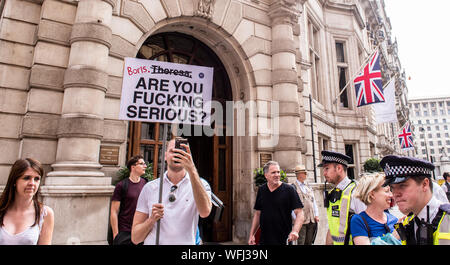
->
xmin=319 ymin=150 xmax=366 ymax=245
xmin=381 ymin=155 xmax=450 ymax=245
xmin=292 ymin=165 xmax=319 ymax=245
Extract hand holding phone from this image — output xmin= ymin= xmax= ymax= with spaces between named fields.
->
xmin=175 ymin=137 xmax=188 ymax=152
xmin=173 ymin=137 xmax=189 ymax=164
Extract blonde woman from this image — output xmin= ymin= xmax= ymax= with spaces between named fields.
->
xmin=350 ymin=173 xmax=399 ymax=245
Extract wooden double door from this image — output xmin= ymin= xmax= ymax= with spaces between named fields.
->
xmin=127 ymin=32 xmax=233 ymax=242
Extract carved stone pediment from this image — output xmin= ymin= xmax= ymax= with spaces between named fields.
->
xmin=195 ymin=0 xmax=216 ymax=20
xmin=268 ymin=0 xmax=304 ymax=25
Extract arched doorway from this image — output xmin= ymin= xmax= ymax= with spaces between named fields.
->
xmin=127 ymin=32 xmax=233 ymax=242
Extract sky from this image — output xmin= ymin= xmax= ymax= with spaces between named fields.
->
xmin=383 ymin=0 xmax=450 ymax=100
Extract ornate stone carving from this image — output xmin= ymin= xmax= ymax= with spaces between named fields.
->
xmin=195 ymin=0 xmax=215 ymax=19
xmin=268 ymin=0 xmax=305 ymax=25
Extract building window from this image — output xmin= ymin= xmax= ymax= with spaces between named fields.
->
xmin=336 ymin=43 xmax=345 ymax=63
xmin=318 ymin=135 xmax=329 ymax=182
xmin=308 ymin=19 xmax=322 ymax=104
xmin=336 ymin=42 xmax=350 ymax=109
xmin=344 ymin=144 xmax=357 ymax=180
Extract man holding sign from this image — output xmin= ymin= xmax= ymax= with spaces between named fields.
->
xmin=131 ymin=137 xmax=212 ymax=245
xmin=121 ymin=58 xmax=214 ymax=244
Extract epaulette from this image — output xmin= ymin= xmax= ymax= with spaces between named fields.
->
xmin=439 ymin=203 xmax=450 ymax=214
xmin=432 ymin=204 xmax=450 ymax=231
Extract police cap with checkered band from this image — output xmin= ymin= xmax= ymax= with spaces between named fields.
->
xmin=380 ymin=155 xmax=435 ymax=187
xmin=318 ymin=150 xmax=352 ymax=167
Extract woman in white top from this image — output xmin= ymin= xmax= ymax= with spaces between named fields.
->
xmin=0 ymin=158 xmax=54 ymax=245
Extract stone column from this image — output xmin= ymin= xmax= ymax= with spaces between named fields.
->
xmin=268 ymin=0 xmax=304 ymax=171
xmin=43 ymin=0 xmax=115 ymax=244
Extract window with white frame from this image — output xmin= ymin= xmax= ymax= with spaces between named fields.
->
xmin=308 ymin=19 xmax=322 ymax=104
xmin=336 ymin=42 xmax=350 ymax=109
xmin=344 ymin=143 xmax=358 ymax=179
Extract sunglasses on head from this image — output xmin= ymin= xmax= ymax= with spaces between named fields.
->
xmin=168 ymin=185 xmax=178 ymax=202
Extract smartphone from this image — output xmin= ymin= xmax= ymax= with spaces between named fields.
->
xmin=175 ymin=137 xmax=188 ymax=152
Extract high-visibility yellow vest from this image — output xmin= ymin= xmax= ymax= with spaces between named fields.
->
xmin=326 ymin=182 xmax=356 ymax=245
xmin=398 ymin=205 xmax=450 ymax=245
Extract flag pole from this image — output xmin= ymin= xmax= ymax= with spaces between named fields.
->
xmin=332 ymin=45 xmax=381 ymax=105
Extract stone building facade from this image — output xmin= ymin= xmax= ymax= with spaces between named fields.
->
xmin=0 ymin=0 xmax=408 ymax=244
xmin=409 ymin=96 xmax=450 ymax=177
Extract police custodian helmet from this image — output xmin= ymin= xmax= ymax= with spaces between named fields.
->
xmin=318 ymin=150 xmax=352 ymax=168
xmin=380 ymin=155 xmax=435 ymax=187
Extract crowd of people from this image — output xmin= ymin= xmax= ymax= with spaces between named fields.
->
xmin=0 ymin=141 xmax=449 ymax=245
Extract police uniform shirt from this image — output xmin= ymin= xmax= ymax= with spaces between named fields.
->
xmin=335 ymin=177 xmax=366 ymax=214
xmin=433 ymin=182 xmax=449 ymax=203
xmin=413 ymin=196 xmax=442 ymax=234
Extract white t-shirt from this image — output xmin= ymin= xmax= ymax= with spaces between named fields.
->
xmin=135 ymin=171 xmax=211 ymax=245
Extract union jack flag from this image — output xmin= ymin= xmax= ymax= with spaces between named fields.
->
xmin=398 ymin=122 xmax=414 ymax=150
xmin=354 ymin=50 xmax=385 ymax=107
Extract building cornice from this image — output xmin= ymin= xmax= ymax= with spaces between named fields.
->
xmin=322 ymin=0 xmax=365 ymax=29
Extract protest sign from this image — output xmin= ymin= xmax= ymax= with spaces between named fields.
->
xmin=119 ymin=58 xmax=213 ymax=125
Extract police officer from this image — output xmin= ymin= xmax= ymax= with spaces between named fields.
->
xmin=380 ymin=155 xmax=450 ymax=245
xmin=320 ymin=151 xmax=366 ymax=245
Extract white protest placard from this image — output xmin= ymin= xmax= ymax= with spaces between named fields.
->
xmin=119 ymin=58 xmax=213 ymax=125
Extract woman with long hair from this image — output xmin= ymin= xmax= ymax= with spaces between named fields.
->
xmin=0 ymin=158 xmax=54 ymax=244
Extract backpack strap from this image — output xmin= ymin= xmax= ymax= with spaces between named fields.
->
xmin=118 ymin=177 xmax=148 ymax=214
xmin=359 ymin=214 xmax=372 ymax=238
xmin=118 ymin=178 xmax=129 ymax=214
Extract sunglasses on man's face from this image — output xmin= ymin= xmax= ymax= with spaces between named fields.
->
xmin=168 ymin=185 xmax=178 ymax=202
